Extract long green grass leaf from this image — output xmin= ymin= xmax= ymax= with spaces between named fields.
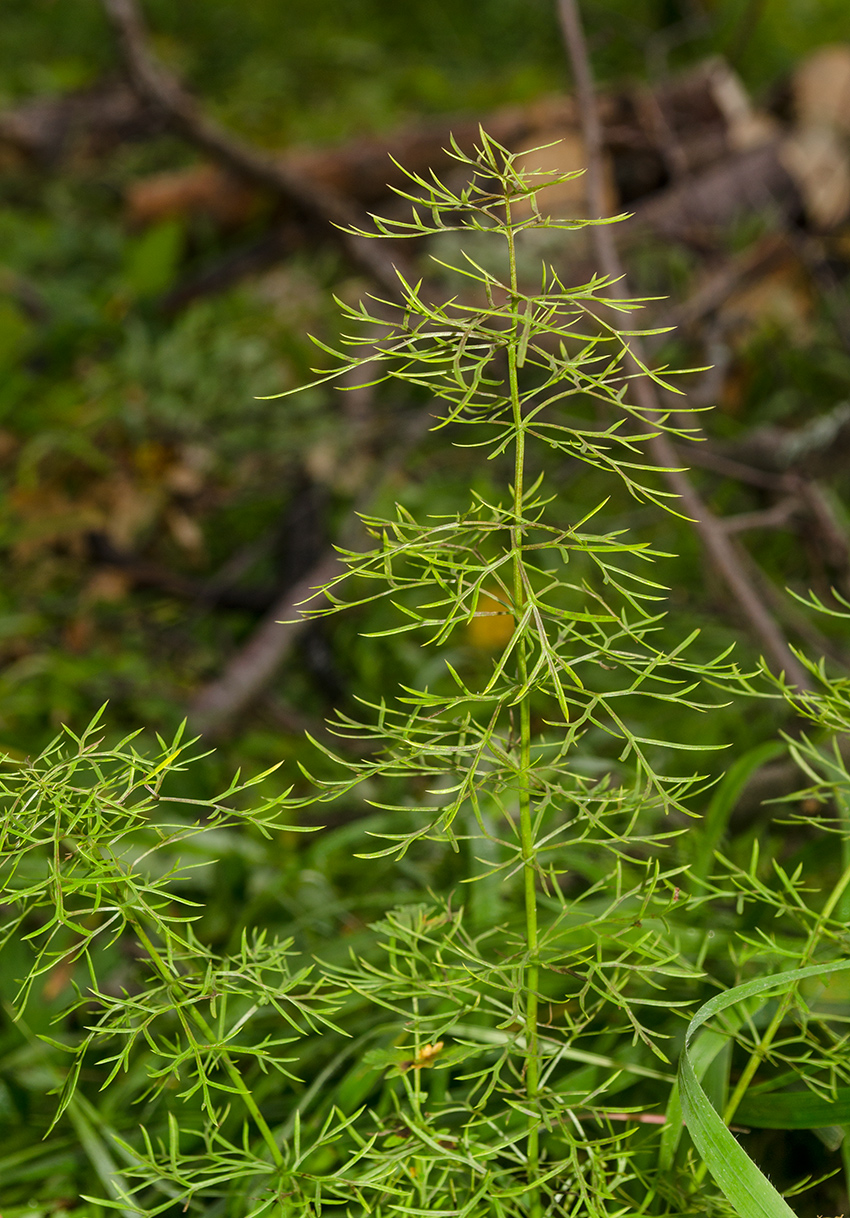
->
xmin=680 ymin=960 xmax=850 ymax=1217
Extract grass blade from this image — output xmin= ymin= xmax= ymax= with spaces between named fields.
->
xmin=680 ymin=960 xmax=850 ymax=1218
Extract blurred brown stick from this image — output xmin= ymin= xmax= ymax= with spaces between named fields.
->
xmin=556 ymin=0 xmax=812 ymax=690
xmin=100 ymin=0 xmax=408 ymax=297
xmin=189 ymin=554 xmax=340 ymax=736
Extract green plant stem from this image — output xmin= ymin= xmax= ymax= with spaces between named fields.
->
xmin=837 ymin=791 xmax=850 ymax=923
xmin=688 ymin=853 xmax=850 ymax=1194
xmin=131 ymin=921 xmax=286 ymax=1171
xmin=506 ymin=211 xmax=541 ymax=1217
xmin=721 ymin=858 xmax=850 ymax=1131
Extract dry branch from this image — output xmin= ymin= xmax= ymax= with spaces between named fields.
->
xmin=673 ymin=444 xmax=786 ymax=492
xmin=664 ymin=234 xmax=792 ymax=334
xmin=720 ymin=499 xmax=802 ymax=535
xmin=100 ymin=0 xmax=408 ymax=297
xmin=556 ymin=0 xmax=812 ymax=691
xmin=0 ymin=77 xmax=164 ymax=165
xmin=124 ymin=108 xmax=541 ymax=227
xmin=730 ymin=403 xmax=850 ymax=479
xmin=189 ymin=553 xmax=340 ymax=737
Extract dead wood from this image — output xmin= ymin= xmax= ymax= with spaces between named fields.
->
xmin=283 ymin=108 xmax=546 ymax=205
xmin=607 ymin=55 xmax=773 ymax=199
xmin=665 ymin=233 xmax=793 ymax=334
xmin=2 ymin=19 xmax=810 ymax=287
xmin=628 ymin=141 xmax=801 ymax=243
xmin=135 ymin=82 xmax=801 ymax=315
xmin=188 ymin=552 xmax=340 ymax=737
xmin=50 ymin=8 xmax=799 ymax=328
xmin=122 ymin=61 xmax=757 ymax=232
xmin=122 ymin=106 xmax=561 ymax=231
xmin=0 ymin=78 xmax=164 ymax=166
xmin=100 ymin=0 xmax=410 ymax=297
xmin=126 ymin=163 xmax=264 ymax=230
xmin=684 ymin=405 xmax=850 ymax=613
xmin=673 ymin=444 xmax=786 ymax=492
xmin=728 ymin=402 xmax=850 ymax=478
xmin=721 ymin=498 xmax=802 ymax=535
xmin=556 ymin=0 xmax=812 ymax=692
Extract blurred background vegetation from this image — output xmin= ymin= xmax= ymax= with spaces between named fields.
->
xmin=4 ymin=0 xmax=850 ymax=1213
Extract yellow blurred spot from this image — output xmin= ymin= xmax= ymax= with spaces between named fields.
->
xmin=467 ymin=588 xmax=514 ymax=650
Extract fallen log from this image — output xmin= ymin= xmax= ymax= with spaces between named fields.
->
xmin=123 ymin=54 xmax=772 ymax=230
xmin=628 ymin=141 xmax=801 ymax=243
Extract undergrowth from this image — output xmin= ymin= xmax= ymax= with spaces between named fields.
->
xmin=2 ymin=133 xmax=850 ymax=1218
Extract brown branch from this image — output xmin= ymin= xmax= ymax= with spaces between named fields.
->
xmin=188 ymin=395 xmax=433 ymax=736
xmin=629 ymin=142 xmax=799 ymax=243
xmin=189 ymin=552 xmax=340 ymax=737
xmin=100 ymin=0 xmax=407 ymax=298
xmin=556 ymin=0 xmax=812 ymax=691
xmin=0 ymin=76 xmax=165 ymax=165
xmin=730 ymin=403 xmax=850 ymax=480
xmin=86 ymin=530 xmax=277 ymax=612
xmin=663 ymin=234 xmax=791 ymax=336
xmin=721 ymin=499 xmax=802 ymax=535
xmin=671 ymin=443 xmax=786 ymax=491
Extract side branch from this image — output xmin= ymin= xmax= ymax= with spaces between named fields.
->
xmin=556 ymin=0 xmax=812 ymax=691
xmin=100 ymin=0 xmax=407 ymax=297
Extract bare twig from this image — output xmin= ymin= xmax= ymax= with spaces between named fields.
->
xmin=731 ymin=403 xmax=850 ymax=479
xmin=189 ymin=553 xmax=340 ymax=736
xmin=100 ymin=0 xmax=408 ymax=297
xmin=556 ymin=0 xmax=812 ymax=690
xmin=188 ymin=398 xmax=434 ymax=736
xmin=0 ymin=76 xmax=164 ymax=164
xmin=672 ymin=444 xmax=785 ymax=491
xmin=663 ymin=234 xmax=791 ymax=336
xmin=86 ymin=531 xmax=280 ymax=611
xmin=721 ymin=499 xmax=802 ymax=535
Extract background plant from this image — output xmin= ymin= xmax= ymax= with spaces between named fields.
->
xmin=4 ymin=132 xmax=850 ymax=1218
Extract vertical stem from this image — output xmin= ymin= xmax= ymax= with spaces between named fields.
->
xmin=132 ymin=921 xmax=286 ymax=1170
xmin=688 ymin=853 xmax=850 ymax=1193
xmin=721 ymin=856 xmax=850 ymax=1131
xmin=506 ymin=212 xmax=541 ymax=1216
